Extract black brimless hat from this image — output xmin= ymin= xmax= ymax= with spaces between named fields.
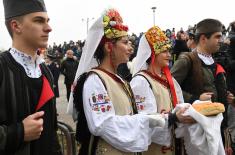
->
xmin=3 ymin=0 xmax=47 ymax=20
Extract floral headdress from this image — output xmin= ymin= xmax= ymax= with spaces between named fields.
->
xmin=145 ymin=26 xmax=171 ymax=55
xmin=103 ymin=9 xmax=128 ymax=39
xmin=132 ymin=26 xmax=172 ymax=75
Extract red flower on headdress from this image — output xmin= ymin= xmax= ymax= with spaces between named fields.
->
xmin=103 ymin=8 xmax=128 ymax=39
xmin=107 ymin=9 xmax=123 ymax=23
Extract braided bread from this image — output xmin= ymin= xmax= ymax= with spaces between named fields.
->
xmin=192 ymin=102 xmax=225 ymax=116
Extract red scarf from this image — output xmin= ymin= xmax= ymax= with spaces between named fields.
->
xmin=162 ymin=67 xmax=178 ymax=107
xmin=216 ymin=64 xmax=225 ymax=76
xmin=36 ymin=75 xmax=54 ymax=111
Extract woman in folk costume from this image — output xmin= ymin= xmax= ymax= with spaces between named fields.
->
xmin=67 ymin=9 xmax=167 ymax=155
xmin=130 ymin=26 xmax=195 ymax=155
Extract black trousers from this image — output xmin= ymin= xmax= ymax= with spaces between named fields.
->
xmin=65 ymin=84 xmax=72 ymax=102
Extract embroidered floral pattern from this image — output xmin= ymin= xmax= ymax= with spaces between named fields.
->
xmin=197 ymin=52 xmax=214 ymax=65
xmin=10 ymin=48 xmax=43 ymax=78
xmin=197 ymin=52 xmax=212 ymax=58
xmin=89 ymin=93 xmax=113 ymax=114
xmin=135 ymin=95 xmax=146 ymax=111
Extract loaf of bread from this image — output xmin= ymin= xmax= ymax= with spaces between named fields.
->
xmin=192 ymin=101 xmax=225 ymax=116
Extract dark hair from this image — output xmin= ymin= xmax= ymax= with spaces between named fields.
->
xmin=195 ymin=19 xmax=222 ymax=34
xmin=176 ymin=31 xmax=185 ymax=40
xmin=94 ymin=37 xmax=121 ymax=64
xmin=230 ymin=22 xmax=235 ymax=32
xmin=194 ymin=32 xmax=214 ymax=44
xmin=5 ymin=15 xmax=24 ymax=38
xmin=146 ymin=57 xmax=151 ymax=65
xmin=94 ymin=40 xmax=105 ymax=64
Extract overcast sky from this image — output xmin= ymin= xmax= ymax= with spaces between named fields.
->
xmin=0 ymin=0 xmax=234 ymax=50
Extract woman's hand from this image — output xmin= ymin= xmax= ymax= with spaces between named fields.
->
xmin=176 ymin=107 xmax=196 ymax=124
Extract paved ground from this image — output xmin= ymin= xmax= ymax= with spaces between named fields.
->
xmin=56 ymin=75 xmax=76 ymax=130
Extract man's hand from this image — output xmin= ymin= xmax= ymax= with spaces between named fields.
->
xmin=199 ymin=92 xmax=214 ymax=101
xmin=227 ymin=91 xmax=235 ymax=106
xmin=23 ymin=111 xmax=44 ymax=142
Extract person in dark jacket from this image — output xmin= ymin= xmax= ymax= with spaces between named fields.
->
xmin=46 ymin=54 xmax=60 ymax=98
xmin=227 ymin=22 xmax=235 ymax=94
xmin=0 ymin=0 xmax=62 ymax=155
xmin=171 ymin=18 xmax=235 ymax=146
xmin=226 ymin=21 xmax=235 ymax=154
xmin=173 ymin=30 xmax=190 ymax=61
xmin=60 ymin=49 xmax=78 ymax=101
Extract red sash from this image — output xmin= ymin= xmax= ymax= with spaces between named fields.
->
xmin=163 ymin=67 xmax=178 ymax=107
xmin=36 ymin=75 xmax=54 ymax=111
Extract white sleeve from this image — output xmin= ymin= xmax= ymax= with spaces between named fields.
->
xmin=130 ymin=76 xmax=157 ymax=114
xmin=173 ymin=78 xmax=184 ymax=104
xmin=131 ymin=76 xmax=173 ymax=146
xmin=83 ymin=74 xmax=151 ymax=152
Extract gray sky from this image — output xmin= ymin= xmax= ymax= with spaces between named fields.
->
xmin=0 ymin=0 xmax=234 ymax=50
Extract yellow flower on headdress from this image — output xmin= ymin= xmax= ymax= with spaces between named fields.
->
xmin=103 ymin=15 xmax=110 ymax=27
xmin=102 ymin=8 xmax=128 ymax=39
xmin=145 ymin=26 xmax=171 ymax=55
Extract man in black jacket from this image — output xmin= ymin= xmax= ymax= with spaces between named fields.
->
xmin=61 ymin=49 xmax=79 ymax=101
xmin=0 ymin=0 xmax=61 ymax=154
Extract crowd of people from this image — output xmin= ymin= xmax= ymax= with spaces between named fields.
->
xmin=1 ymin=0 xmax=235 ymax=155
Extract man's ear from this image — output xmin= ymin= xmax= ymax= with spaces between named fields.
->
xmin=10 ymin=20 xmax=21 ymax=34
xmin=200 ymin=34 xmax=207 ymax=43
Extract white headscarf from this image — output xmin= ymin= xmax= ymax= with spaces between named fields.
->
xmin=132 ymin=35 xmax=151 ymax=76
xmin=67 ymin=16 xmax=104 ymax=118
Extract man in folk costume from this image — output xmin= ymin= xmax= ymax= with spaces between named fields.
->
xmin=171 ymin=19 xmax=235 ymax=152
xmin=131 ymin=26 xmax=195 ymax=155
xmin=0 ymin=0 xmax=61 ymax=154
xmin=67 ymin=8 xmax=167 ymax=155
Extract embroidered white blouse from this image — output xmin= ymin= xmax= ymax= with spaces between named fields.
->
xmin=130 ymin=75 xmax=184 ymax=114
xmin=83 ymin=73 xmax=153 ymax=152
xmin=10 ymin=48 xmax=44 ymax=78
xmin=130 ymin=75 xmax=184 ymax=146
